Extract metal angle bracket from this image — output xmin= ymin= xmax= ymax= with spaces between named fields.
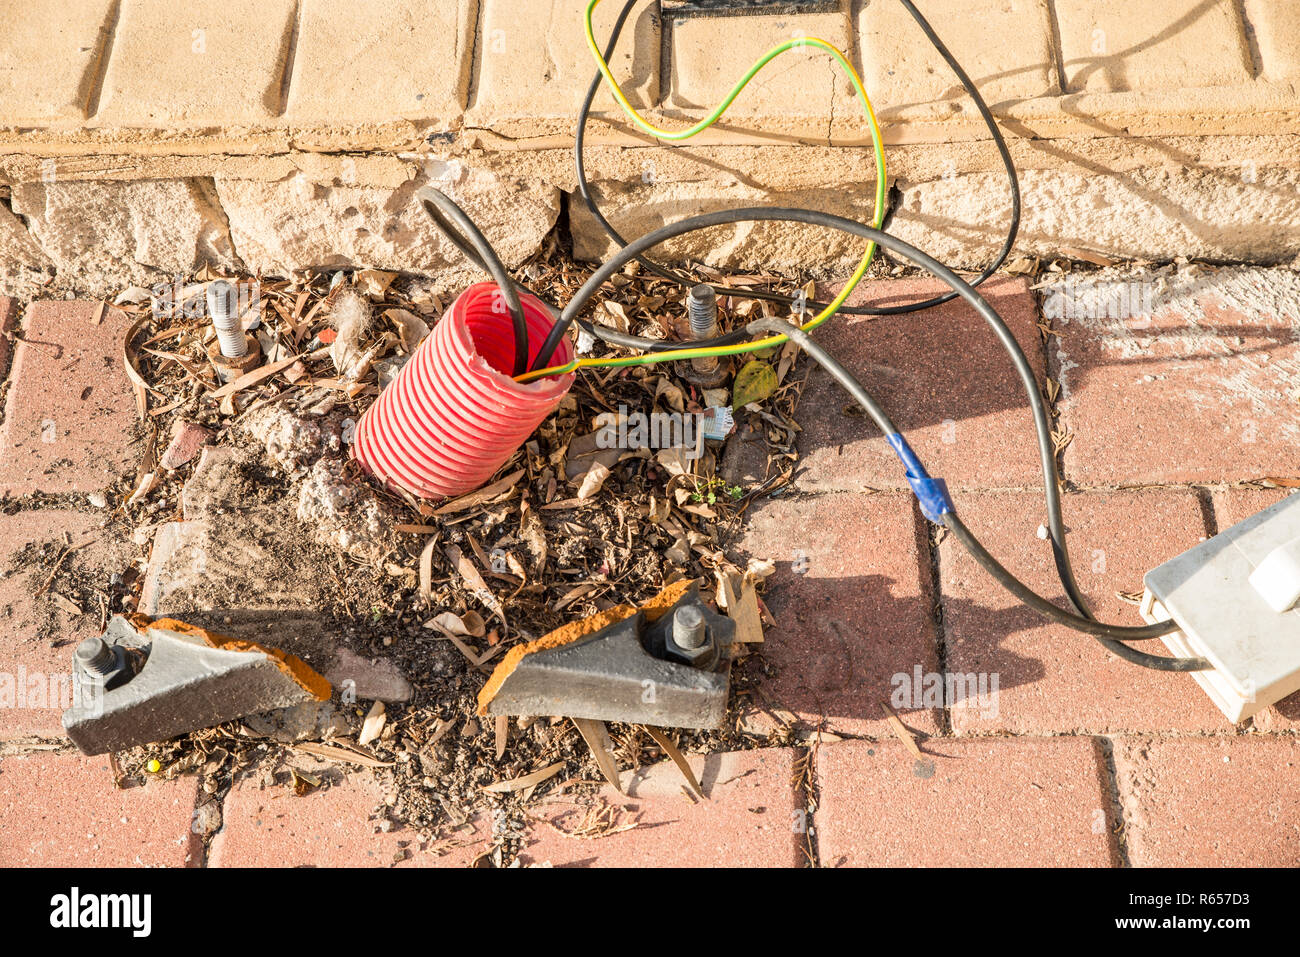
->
xmin=62 ymin=615 xmax=331 ymax=755
xmin=478 ymin=582 xmax=736 ymax=730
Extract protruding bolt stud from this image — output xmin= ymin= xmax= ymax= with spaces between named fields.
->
xmin=74 ymin=636 xmax=116 ymax=676
xmin=664 ymin=603 xmax=718 ymax=669
xmin=680 ymin=284 xmax=730 ymax=388
xmin=686 ymin=284 xmax=718 ymax=340
xmin=207 ymin=281 xmax=247 ymax=359
xmin=673 ymin=605 xmax=708 ymax=650
xmin=74 ymin=635 xmax=130 ymax=690
xmin=205 ymin=280 xmax=262 ymax=382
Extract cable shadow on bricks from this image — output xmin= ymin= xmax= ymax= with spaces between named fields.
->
xmin=789 ymin=280 xmax=1050 ymax=477
xmin=741 ymin=569 xmax=1046 ymax=733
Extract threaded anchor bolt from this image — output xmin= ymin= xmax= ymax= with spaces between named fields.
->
xmin=672 ymin=605 xmax=708 ymax=650
xmin=74 ymin=636 xmax=117 ymax=676
xmin=686 ymin=284 xmax=718 ymax=339
xmin=682 ymin=284 xmax=728 ymax=385
xmin=207 ymin=280 xmax=248 ymax=359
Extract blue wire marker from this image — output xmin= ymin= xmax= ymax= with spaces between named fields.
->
xmin=886 ymin=433 xmax=954 ymax=522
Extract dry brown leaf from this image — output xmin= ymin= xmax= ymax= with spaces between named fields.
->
xmin=445 ymin=545 xmax=506 ymax=627
xmin=644 ymin=727 xmax=703 ymax=799
xmin=664 ymin=535 xmax=691 ymax=565
xmin=481 ymin=761 xmax=565 ymax=794
xmin=720 ymin=571 xmax=764 ymax=644
xmin=494 ymin=714 xmax=509 ymax=761
xmin=51 ymin=592 xmax=83 ymax=616
xmin=654 ymin=377 xmax=685 ymax=413
xmin=655 ymin=446 xmax=694 ymax=479
xmin=563 ymin=429 xmax=622 ymax=482
xmin=425 ymin=609 xmax=486 ymax=638
xmin=356 ymin=269 xmax=398 ymax=298
xmin=121 ymin=309 xmax=159 ymax=420
xmin=418 ymin=534 xmax=439 ymax=606
xmin=210 ymin=354 xmax=302 ymax=399
xmin=599 ymin=301 xmax=630 ymax=332
xmin=431 ymin=629 xmax=495 ymax=669
xmin=433 ymin=469 xmax=524 ymax=515
xmin=572 ymin=717 xmax=623 ymax=794
xmin=292 ymin=741 xmax=392 ymax=768
xmin=540 ymin=497 xmax=583 ymax=510
xmin=1057 ymin=245 xmax=1116 ymax=267
xmin=553 ymin=583 xmax=597 ymax=611
xmin=386 ymin=307 xmax=430 ymax=352
xmin=126 ymin=470 xmax=160 ymax=507
xmin=880 ymin=702 xmax=924 ymax=760
xmin=358 ymin=700 xmax=386 ymax=746
xmin=577 ymin=460 xmax=612 ymax=500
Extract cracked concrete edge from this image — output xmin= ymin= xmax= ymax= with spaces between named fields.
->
xmin=1 ymin=95 xmax=1298 ymax=291
xmin=0 ymin=152 xmax=566 ymax=296
xmin=0 ymin=133 xmax=1298 ymax=292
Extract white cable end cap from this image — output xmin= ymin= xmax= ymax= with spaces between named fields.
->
xmin=1250 ymin=536 xmax=1300 ymax=613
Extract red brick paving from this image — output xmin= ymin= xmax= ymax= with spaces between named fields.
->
xmin=814 ymin=737 xmax=1117 ymax=867
xmin=516 ymin=748 xmax=803 ymax=867
xmin=210 ymin=758 xmax=491 ymax=868
xmin=1113 ymin=735 xmax=1300 ymax=867
xmin=0 ymin=509 xmax=134 ymax=738
xmin=799 ymin=276 xmax=1047 ymax=492
xmin=0 ymin=751 xmax=201 ymax=866
xmin=1210 ymin=486 xmax=1294 ymax=534
xmin=1209 ymin=486 xmax=1300 ymax=731
xmin=0 ymin=276 xmax=1294 ymax=869
xmin=0 ymin=300 xmax=140 ymax=496
xmin=0 ymin=297 xmax=18 ymax=381
xmin=1050 ymin=270 xmax=1300 ymax=486
xmin=937 ymin=488 xmax=1227 ymax=734
xmin=735 ymin=491 xmax=942 ymax=737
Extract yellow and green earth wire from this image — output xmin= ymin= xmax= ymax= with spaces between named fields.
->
xmin=516 ymin=0 xmax=888 ymax=383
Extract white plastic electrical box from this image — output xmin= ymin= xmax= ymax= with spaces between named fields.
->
xmin=1141 ymin=491 xmax=1300 ymax=723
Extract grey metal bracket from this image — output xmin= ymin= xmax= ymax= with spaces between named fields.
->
xmin=63 ymin=616 xmax=330 ymax=755
xmin=482 ymin=586 xmax=736 ymax=730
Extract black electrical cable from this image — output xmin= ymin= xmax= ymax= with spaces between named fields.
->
xmin=573 ymin=0 xmax=1022 ymax=322
xmin=423 ymin=9 xmax=1193 ymax=670
xmin=536 ymin=200 xmax=1093 ymax=625
xmin=417 ymin=186 xmax=531 ymax=377
xmin=419 ymin=192 xmax=1203 ymax=668
xmin=423 ymin=186 xmax=1183 ymax=663
xmin=533 ymin=205 xmax=1205 ymax=669
xmin=417 ymin=192 xmax=753 ymax=356
xmin=747 ymin=317 xmax=1207 ymax=672
xmin=570 ymin=1 xmax=1109 ymax=632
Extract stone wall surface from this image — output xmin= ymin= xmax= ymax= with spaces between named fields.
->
xmin=0 ymin=0 xmax=1298 ymax=288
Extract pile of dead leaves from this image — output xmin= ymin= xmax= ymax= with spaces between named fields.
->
xmin=113 ymin=244 xmax=825 ymax=860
